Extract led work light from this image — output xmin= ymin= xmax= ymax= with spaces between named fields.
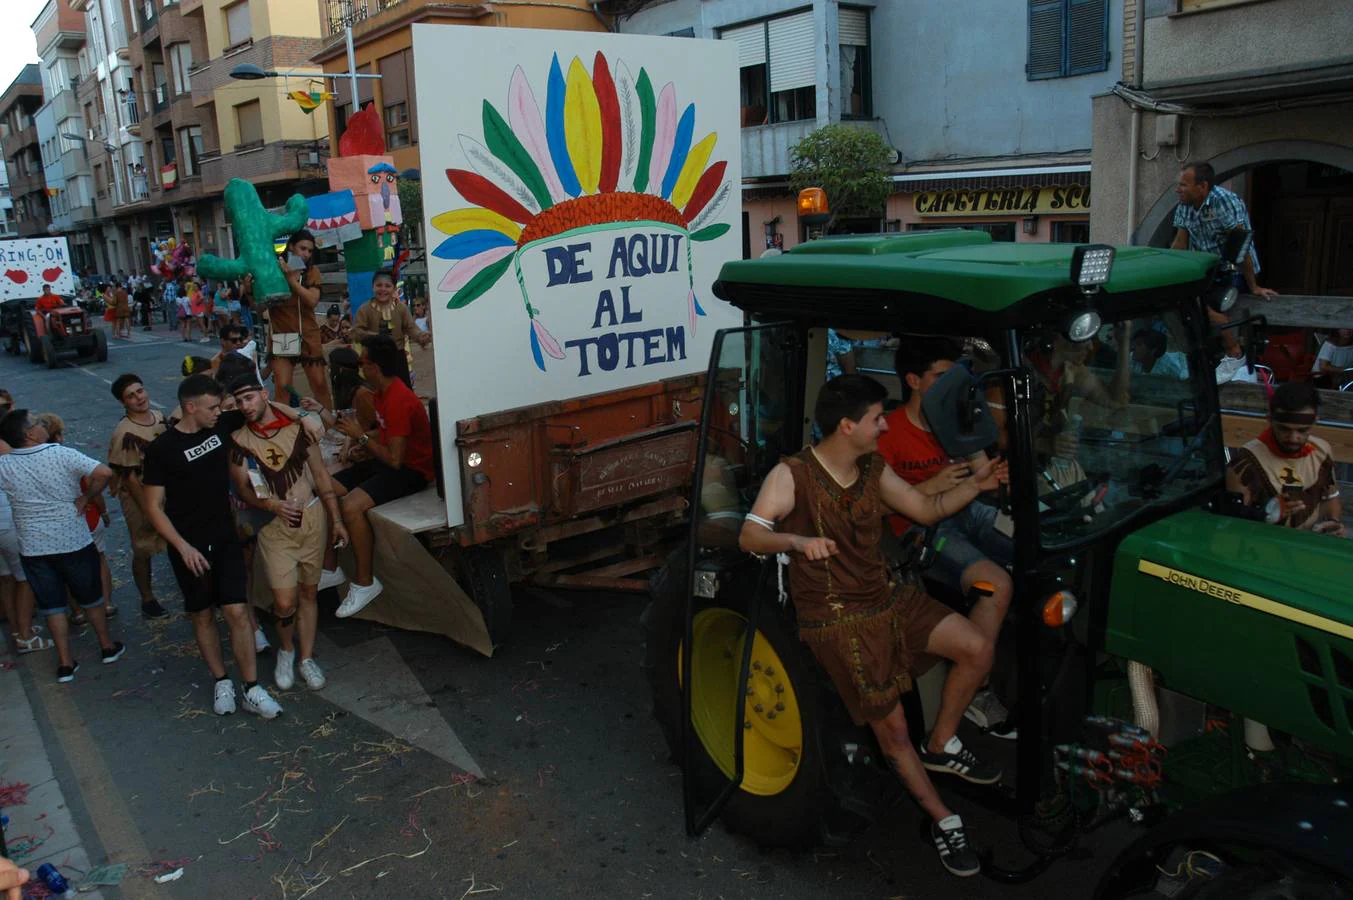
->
xmin=1070 ymin=244 xmax=1115 ymax=291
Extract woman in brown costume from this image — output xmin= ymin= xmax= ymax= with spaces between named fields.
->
xmin=739 ymin=374 xmax=1006 ymax=878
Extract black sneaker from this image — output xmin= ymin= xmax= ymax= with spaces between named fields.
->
xmin=101 ymin=641 xmax=126 ymax=664
xmin=57 ymin=661 xmax=80 ymax=683
xmin=141 ymin=599 xmax=169 ymax=620
xmin=931 ymin=816 xmax=980 ymax=877
xmin=920 ymin=735 xmax=1002 ymax=785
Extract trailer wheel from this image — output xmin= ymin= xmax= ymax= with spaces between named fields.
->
xmin=92 ymin=329 xmax=108 ymax=362
xmin=41 ymin=335 xmax=58 ymax=369
xmin=456 ymin=546 xmax=513 ymax=645
xmin=643 ymin=557 xmax=871 ymax=850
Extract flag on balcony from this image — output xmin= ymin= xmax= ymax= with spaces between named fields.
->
xmin=44 ymin=187 xmax=62 ymax=197
xmin=290 ymin=90 xmax=335 ymax=115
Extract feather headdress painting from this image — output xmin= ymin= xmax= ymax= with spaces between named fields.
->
xmin=431 ymin=51 xmax=732 ymax=372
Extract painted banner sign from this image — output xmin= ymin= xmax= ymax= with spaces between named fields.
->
xmin=0 ymin=236 xmax=77 ymax=301
xmin=413 ymin=25 xmax=742 ymax=526
xmin=913 ymin=183 xmax=1091 ymax=217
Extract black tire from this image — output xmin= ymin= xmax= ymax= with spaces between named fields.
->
xmin=41 ymin=335 xmax=58 ymax=369
xmin=92 ymin=329 xmax=108 ymax=362
xmin=642 ymin=553 xmax=878 ymax=850
xmin=456 ymin=546 xmax=513 ymax=645
xmin=23 ymin=328 xmax=41 ymax=364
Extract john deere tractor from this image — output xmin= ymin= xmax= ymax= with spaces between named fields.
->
xmin=643 ymin=229 xmax=1353 ymax=896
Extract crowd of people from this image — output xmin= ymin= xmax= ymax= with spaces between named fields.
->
xmin=3 ymin=229 xmax=438 ymax=727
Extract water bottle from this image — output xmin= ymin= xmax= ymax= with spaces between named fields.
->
xmin=36 ymin=863 xmax=75 ymax=898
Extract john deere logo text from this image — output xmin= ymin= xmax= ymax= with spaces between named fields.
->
xmin=1159 ymin=569 xmax=1242 ymax=604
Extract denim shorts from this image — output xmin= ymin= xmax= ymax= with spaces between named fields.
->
xmin=22 ymin=543 xmax=103 ymax=614
xmin=910 ymin=501 xmax=1013 ymax=593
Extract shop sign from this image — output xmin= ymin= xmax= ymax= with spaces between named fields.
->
xmin=914 ymin=184 xmax=1089 ymax=217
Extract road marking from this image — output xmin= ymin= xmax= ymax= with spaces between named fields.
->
xmin=32 ymin=674 xmax=157 ymax=900
xmin=62 ymin=364 xmax=165 ymax=409
xmin=317 ymin=634 xmax=486 ymax=778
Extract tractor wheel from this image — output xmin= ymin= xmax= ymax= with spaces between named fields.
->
xmin=92 ymin=329 xmax=108 ymax=362
xmin=23 ymin=328 xmax=41 ymax=364
xmin=643 ymin=555 xmax=871 ymax=850
xmin=452 ymin=546 xmax=513 ymax=645
xmin=41 ymin=335 xmax=58 ymax=369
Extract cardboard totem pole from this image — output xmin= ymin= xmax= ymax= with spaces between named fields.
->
xmin=304 ymin=105 xmax=404 ymax=314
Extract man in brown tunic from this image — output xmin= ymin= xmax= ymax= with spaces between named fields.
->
xmin=107 ymin=374 xmax=168 ymax=618
xmin=1227 ymin=381 xmax=1343 ymax=534
xmin=740 ymin=374 xmax=1005 ymax=878
xmin=228 ymin=375 xmax=347 ymax=692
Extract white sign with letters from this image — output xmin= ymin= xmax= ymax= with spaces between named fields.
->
xmin=413 ymin=25 xmax=742 ymax=526
xmin=0 ymin=237 xmax=77 ymax=301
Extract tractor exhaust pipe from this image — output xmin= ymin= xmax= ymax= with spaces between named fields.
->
xmin=1127 ymin=661 xmax=1159 ymax=738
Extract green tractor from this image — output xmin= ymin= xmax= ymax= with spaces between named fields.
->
xmin=642 ymin=229 xmax=1353 ymax=895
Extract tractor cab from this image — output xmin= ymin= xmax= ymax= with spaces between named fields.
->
xmin=642 ymin=228 xmax=1353 ymax=891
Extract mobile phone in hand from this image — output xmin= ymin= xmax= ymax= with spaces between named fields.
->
xmin=285 ymin=253 xmax=305 ymax=272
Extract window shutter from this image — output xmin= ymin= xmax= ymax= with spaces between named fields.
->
xmin=839 ymin=8 xmax=868 ymax=47
xmin=1027 ymin=0 xmax=1065 ymax=80
xmin=721 ymin=22 xmax=766 ymax=68
xmin=225 ymin=2 xmax=250 ymax=46
xmin=768 ymin=11 xmax=815 ymax=93
xmin=1068 ymin=0 xmax=1108 ymax=75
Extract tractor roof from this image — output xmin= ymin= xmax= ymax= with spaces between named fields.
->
xmin=712 ymin=230 xmax=1218 ymax=328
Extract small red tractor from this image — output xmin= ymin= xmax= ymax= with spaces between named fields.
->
xmin=8 ymin=298 xmax=107 ymax=368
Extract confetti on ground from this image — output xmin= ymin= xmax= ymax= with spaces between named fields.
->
xmin=272 ymin=859 xmax=330 ymax=900
xmin=153 ymin=867 xmax=184 ymax=883
xmin=0 ymin=779 xmax=30 ymax=807
xmin=338 ymin=828 xmax=433 ymax=876
xmin=127 ymin=857 xmax=193 ymax=880
xmin=187 ymin=780 xmax=224 ymax=803
xmin=7 ymin=823 xmax=54 ymax=861
xmin=406 ymin=774 xmax=476 ymax=800
xmin=459 ymin=872 xmax=504 ymax=899
xmin=303 ymin=815 xmax=348 ymax=865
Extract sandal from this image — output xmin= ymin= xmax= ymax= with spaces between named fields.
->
xmin=16 ymin=633 xmax=54 ymax=654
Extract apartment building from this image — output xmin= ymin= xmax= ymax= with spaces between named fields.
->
xmin=0 ymin=165 xmax=14 ymax=238
xmin=0 ymin=65 xmax=52 ymax=238
xmin=1092 ymin=0 xmax=1353 ymax=296
xmin=312 ymin=0 xmax=607 ymax=182
xmin=620 ymin=0 xmax=1122 ymax=254
xmin=33 ymin=0 xmax=97 ymax=270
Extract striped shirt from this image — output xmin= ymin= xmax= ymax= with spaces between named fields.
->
xmin=1172 ymin=184 xmax=1260 ymax=273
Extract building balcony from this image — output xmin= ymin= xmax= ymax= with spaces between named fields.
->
xmin=41 ymin=89 xmax=81 ymax=124
xmin=742 ymin=117 xmax=889 ymax=180
xmin=68 ymin=203 xmax=96 ymax=224
xmin=201 ymin=141 xmax=325 ymax=191
xmin=151 ymin=82 xmax=170 ymax=115
xmin=157 ymin=4 xmax=197 ymax=46
xmin=180 ymin=0 xmax=203 ymax=13
xmin=1 ymin=124 xmax=39 ymax=160
xmin=8 ymin=171 xmax=46 ymax=200
xmin=16 ymin=215 xmax=51 ymax=237
xmin=59 ymin=146 xmax=91 ymax=175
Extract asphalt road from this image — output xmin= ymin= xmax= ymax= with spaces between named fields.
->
xmin=2 ymin=323 xmax=1138 ymax=898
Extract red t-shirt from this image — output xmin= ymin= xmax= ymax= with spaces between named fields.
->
xmin=877 ymin=407 xmax=948 ymax=534
xmin=374 ymin=377 xmax=434 ymax=481
xmin=37 ymin=294 xmax=64 ymax=314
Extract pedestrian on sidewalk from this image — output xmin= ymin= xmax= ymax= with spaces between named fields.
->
xmin=0 ymin=388 xmax=45 ymax=654
xmin=106 ymin=374 xmax=171 ymax=619
xmin=112 ymin=282 xmax=132 ymax=339
xmin=229 ymin=375 xmax=347 ymax=692
xmin=0 ymin=409 xmax=125 ymax=683
xmin=141 ymin=374 xmax=282 ymax=718
xmin=36 ymin=413 xmax=119 ymax=622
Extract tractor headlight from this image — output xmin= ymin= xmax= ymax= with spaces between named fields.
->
xmin=1207 ymin=285 xmax=1239 ymax=313
xmin=1071 ymin=244 xmax=1115 ymax=291
xmin=1065 ymin=310 xmax=1101 ymax=343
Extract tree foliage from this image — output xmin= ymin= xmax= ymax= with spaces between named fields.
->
xmin=398 ymin=177 xmax=424 ymax=248
xmin=788 ymin=125 xmax=893 ymax=232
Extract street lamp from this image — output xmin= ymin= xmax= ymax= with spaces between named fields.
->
xmin=228 ymin=26 xmax=379 ymax=108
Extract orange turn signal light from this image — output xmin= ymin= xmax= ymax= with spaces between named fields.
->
xmin=797 ymin=187 xmax=829 ymax=218
xmin=1042 ymin=590 xmax=1079 ymax=627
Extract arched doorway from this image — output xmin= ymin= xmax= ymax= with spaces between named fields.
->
xmin=1134 ymin=140 xmax=1353 ymax=296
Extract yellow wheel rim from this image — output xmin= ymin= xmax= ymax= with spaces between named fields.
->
xmin=683 ymin=607 xmax=802 ymax=796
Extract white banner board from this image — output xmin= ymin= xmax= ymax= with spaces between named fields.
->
xmin=0 ymin=237 xmax=77 ymax=301
xmin=413 ymin=25 xmax=743 ymax=527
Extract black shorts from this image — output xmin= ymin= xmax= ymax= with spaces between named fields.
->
xmin=168 ymin=536 xmax=248 ymax=613
xmin=334 ymin=459 xmax=428 ymax=507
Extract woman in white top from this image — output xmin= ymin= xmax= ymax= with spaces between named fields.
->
xmin=1312 ymin=329 xmax=1353 ymax=386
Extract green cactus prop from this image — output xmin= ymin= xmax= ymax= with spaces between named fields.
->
xmin=198 ymin=178 xmax=310 ymax=302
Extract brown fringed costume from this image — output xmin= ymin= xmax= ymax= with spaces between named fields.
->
xmin=107 ymin=411 xmax=168 ymax=554
xmin=779 ymin=449 xmax=953 ymax=725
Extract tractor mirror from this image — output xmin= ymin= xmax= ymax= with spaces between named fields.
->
xmin=921 ymin=364 xmax=1000 ymax=459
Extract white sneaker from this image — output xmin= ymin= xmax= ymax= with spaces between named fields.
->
xmin=213 ymin=679 xmax=237 ymax=716
xmin=335 ymin=577 xmax=382 ymax=618
xmin=254 ymin=627 xmax=271 ymax=653
xmin=1215 ymin=355 xmax=1251 ymax=384
xmin=318 ymin=567 xmax=348 ymax=591
xmin=298 ymin=658 xmax=326 ymax=690
xmin=242 ymin=684 xmax=283 ymax=719
xmin=274 ymin=648 xmax=296 ymax=691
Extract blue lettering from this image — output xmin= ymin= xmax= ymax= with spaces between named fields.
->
xmin=619 ymin=285 xmax=642 ymax=324
xmin=544 ymin=242 xmax=592 ymax=286
xmin=592 ymin=289 xmax=618 ymax=328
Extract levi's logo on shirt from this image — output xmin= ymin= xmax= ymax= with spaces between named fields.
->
xmin=184 ymin=434 xmax=222 ymax=461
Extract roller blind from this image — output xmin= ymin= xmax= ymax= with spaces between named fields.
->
xmin=1027 ymin=0 xmax=1065 ymax=80
xmin=1068 ymin=0 xmax=1108 ymax=75
xmin=721 ymin=22 xmax=766 ymax=68
xmin=768 ymin=11 xmax=815 ymax=93
xmin=840 ymin=8 xmax=868 ymax=46
xmin=225 ymin=1 xmax=250 ymax=47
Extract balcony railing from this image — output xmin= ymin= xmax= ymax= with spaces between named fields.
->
xmin=325 ymin=0 xmax=407 ymax=36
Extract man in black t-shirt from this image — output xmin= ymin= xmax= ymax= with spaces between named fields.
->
xmin=143 ymin=374 xmax=283 ymax=720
